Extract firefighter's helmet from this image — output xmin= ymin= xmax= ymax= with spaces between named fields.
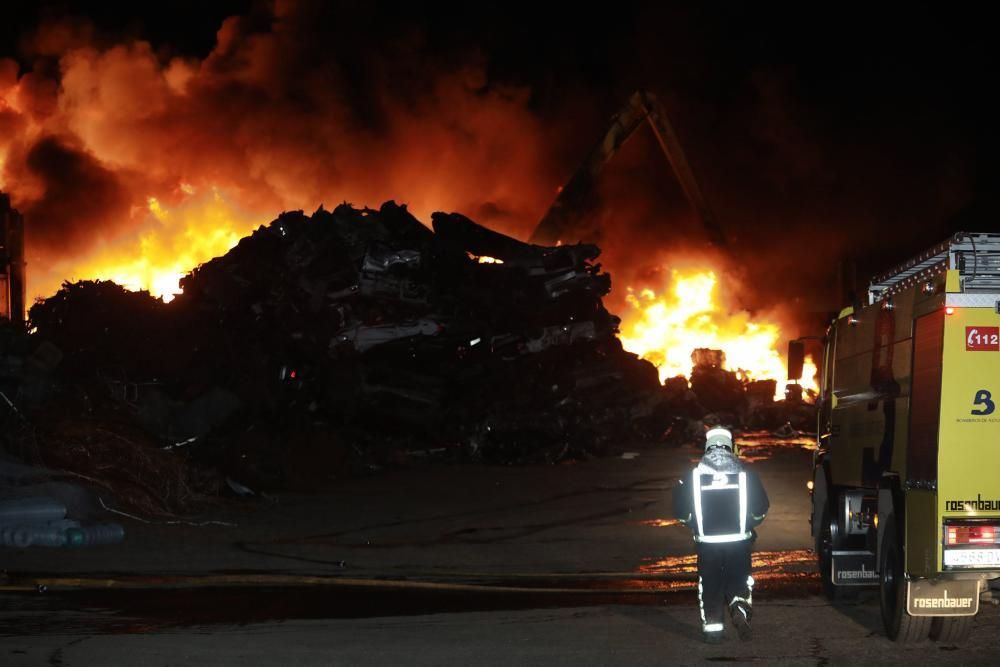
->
xmin=705 ymin=427 xmax=734 ymax=452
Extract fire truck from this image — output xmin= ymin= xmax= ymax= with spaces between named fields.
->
xmin=790 ymin=232 xmax=1000 ymax=642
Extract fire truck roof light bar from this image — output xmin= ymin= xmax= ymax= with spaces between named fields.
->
xmin=867 ymin=232 xmax=1000 ymax=304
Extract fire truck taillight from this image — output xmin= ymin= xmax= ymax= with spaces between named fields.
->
xmin=945 ymin=524 xmax=1000 ymax=545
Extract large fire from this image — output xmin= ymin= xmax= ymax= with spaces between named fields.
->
xmin=0 ymin=14 xmax=556 ymax=304
xmin=1 ymin=7 xmax=819 ymax=397
xmin=619 ymin=268 xmax=817 ymax=396
xmin=36 ymin=189 xmax=264 ymax=302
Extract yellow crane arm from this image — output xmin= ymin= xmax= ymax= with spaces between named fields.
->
xmin=528 ymin=90 xmax=725 ymax=248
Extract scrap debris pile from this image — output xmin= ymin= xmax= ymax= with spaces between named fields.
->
xmin=3 ymin=203 xmax=694 ymax=498
xmin=1 ymin=203 xmax=815 ymax=504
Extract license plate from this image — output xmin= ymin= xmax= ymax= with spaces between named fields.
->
xmin=944 ymin=548 xmax=1000 ymax=567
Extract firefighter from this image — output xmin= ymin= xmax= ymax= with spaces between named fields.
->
xmin=673 ymin=427 xmax=769 ymax=643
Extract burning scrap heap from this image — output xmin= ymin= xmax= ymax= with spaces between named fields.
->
xmin=14 ymin=203 xmax=679 ymax=495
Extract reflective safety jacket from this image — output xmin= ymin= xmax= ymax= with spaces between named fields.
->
xmin=672 ymin=459 xmax=769 ymax=543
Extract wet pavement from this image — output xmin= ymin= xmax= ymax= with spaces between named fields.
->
xmin=0 ymin=578 xmax=821 ymax=637
xmin=0 ymin=544 xmax=822 ymax=637
xmin=0 ymin=434 xmax=816 ymax=620
xmin=13 ymin=432 xmax=994 ymax=663
xmin=0 ymin=432 xmax=816 ymax=581
xmin=3 ymin=594 xmax=1000 ymax=666
xmin=1 ymin=433 xmax=815 ymax=609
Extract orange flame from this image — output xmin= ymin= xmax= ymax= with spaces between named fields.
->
xmin=619 ymin=268 xmax=817 ymax=397
xmin=3 ymin=16 xmax=820 ymax=382
xmin=1 ymin=17 xmax=557 ymax=304
xmin=470 ymin=254 xmax=504 ymax=264
xmin=33 ymin=188 xmax=264 ymax=302
xmin=799 ymin=356 xmax=818 ymax=394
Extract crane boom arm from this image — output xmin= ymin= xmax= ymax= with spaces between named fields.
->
xmin=528 ymin=90 xmax=724 ymax=248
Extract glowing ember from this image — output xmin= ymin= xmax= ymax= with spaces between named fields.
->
xmin=637 ymin=518 xmax=682 ymax=528
xmin=470 ymin=255 xmax=504 ymax=264
xmin=619 ymin=269 xmax=816 ymax=397
xmin=638 ymin=549 xmax=816 ymax=578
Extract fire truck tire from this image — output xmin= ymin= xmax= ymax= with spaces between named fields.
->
xmin=929 ymin=615 xmax=973 ymax=643
xmin=879 ymin=517 xmax=931 ymax=642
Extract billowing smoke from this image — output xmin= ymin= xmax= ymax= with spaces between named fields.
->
xmin=0 ymin=1 xmax=565 ymax=299
xmin=19 ymin=135 xmax=132 ymax=250
xmin=0 ymin=1 xmax=984 ymax=341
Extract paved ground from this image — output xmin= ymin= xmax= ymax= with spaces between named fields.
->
xmin=2 ymin=434 xmax=997 ymax=664
xmin=0 ymin=434 xmax=812 ymax=579
xmin=2 ymin=597 xmax=999 ymax=665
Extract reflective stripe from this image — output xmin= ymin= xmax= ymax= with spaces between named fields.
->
xmin=747 ymin=575 xmax=754 ymax=605
xmin=693 ymin=469 xmax=749 ymax=541
xmin=693 ymin=470 xmax=704 ymax=538
xmin=698 ymin=576 xmax=706 ymax=624
xmin=738 ymin=472 xmax=747 ymax=536
xmin=695 ymin=532 xmax=752 ymax=543
xmin=703 ymin=622 xmax=725 ymax=632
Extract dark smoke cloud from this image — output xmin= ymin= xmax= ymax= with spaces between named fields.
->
xmin=20 ymin=135 xmax=131 ymax=251
xmin=0 ymin=1 xmax=993 ymax=333
xmin=0 ymin=1 xmax=571 ymax=297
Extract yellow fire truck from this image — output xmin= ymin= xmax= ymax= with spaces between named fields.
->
xmin=790 ymin=232 xmax=1000 ymax=642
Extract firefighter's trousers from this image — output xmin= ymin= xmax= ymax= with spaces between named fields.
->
xmin=696 ymin=539 xmax=754 ymax=634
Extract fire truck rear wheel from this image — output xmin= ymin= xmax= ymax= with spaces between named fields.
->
xmin=929 ymin=615 xmax=973 ymax=643
xmin=879 ymin=516 xmax=931 ymax=642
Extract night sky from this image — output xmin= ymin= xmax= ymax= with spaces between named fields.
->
xmin=2 ymin=1 xmax=997 ymax=327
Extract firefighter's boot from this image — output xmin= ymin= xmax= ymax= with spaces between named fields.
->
xmin=729 ymin=600 xmax=753 ymax=641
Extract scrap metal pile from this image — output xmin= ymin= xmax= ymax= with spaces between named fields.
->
xmin=11 ymin=203 xmax=687 ymax=495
